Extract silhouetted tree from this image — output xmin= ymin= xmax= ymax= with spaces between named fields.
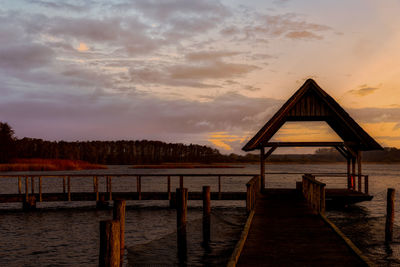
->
xmin=0 ymin=122 xmax=16 ymax=163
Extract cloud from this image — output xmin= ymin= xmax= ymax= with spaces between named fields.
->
xmin=185 ymin=51 xmax=242 ymax=61
xmin=27 ymin=0 xmax=93 ymax=12
xmin=223 ymin=12 xmax=331 ymax=42
xmin=0 ymin=90 xmax=282 ymax=142
xmin=0 ymin=43 xmax=54 ymax=70
xmin=208 ymin=132 xmax=246 ymax=151
xmin=348 ymin=84 xmax=380 ymax=96
xmin=116 ymin=0 xmax=230 ymax=22
xmin=285 ymin=30 xmax=323 ymax=40
xmin=168 ymin=61 xmax=259 ymax=80
xmin=349 ymin=107 xmax=400 ymax=123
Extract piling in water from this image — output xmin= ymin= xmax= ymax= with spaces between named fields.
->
xmin=202 ymin=186 xmax=211 ymax=246
xmin=99 ymin=220 xmax=121 ymax=267
xmin=113 ymin=200 xmax=126 ymax=253
xmin=176 ymin=188 xmax=188 ymax=263
xmin=385 ymin=188 xmax=395 ymax=243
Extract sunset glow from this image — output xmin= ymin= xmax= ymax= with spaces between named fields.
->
xmin=1 ymin=0 xmax=399 ymax=154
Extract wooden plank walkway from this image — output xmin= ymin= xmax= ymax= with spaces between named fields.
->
xmin=237 ymin=189 xmax=368 ymax=266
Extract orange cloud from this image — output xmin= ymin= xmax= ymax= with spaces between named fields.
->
xmin=77 ymin=42 xmax=89 ymax=52
xmin=208 ymin=132 xmax=247 ymax=151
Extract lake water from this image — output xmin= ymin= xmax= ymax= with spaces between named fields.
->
xmin=0 ymin=163 xmax=400 ymax=266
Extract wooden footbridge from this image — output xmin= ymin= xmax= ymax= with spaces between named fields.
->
xmin=229 ymin=174 xmax=373 ymax=266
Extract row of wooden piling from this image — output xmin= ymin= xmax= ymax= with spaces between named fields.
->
xmin=99 ymin=200 xmax=126 ymax=267
xmin=99 ymin=186 xmax=213 ymax=266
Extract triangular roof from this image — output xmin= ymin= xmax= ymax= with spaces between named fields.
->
xmin=242 ymin=79 xmax=383 ymax=152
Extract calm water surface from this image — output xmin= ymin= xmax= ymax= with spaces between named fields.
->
xmin=0 ymin=163 xmax=399 ymax=266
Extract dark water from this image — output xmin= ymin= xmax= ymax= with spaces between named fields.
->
xmin=0 ymin=164 xmax=400 ymax=266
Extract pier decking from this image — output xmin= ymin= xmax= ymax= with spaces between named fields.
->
xmin=233 ymin=177 xmax=370 ymax=266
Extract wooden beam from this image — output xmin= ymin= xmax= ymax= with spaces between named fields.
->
xmin=357 ymin=151 xmax=362 ymax=192
xmin=261 ymin=142 xmax=346 ymax=147
xmin=260 ymin=147 xmax=265 ymax=190
xmin=263 ymin=146 xmax=277 ymax=161
xmin=334 ymin=146 xmax=349 ymax=159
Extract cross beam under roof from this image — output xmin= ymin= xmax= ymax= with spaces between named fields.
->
xmin=260 ymin=142 xmax=350 ymax=147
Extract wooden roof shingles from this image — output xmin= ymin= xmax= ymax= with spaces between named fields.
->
xmin=242 ymin=79 xmax=383 ymax=152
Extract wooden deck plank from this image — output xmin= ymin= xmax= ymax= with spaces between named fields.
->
xmin=237 ymin=189 xmax=368 ymax=266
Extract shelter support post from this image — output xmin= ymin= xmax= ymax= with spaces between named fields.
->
xmin=260 ymin=147 xmax=265 ymax=190
xmin=351 ymin=157 xmax=356 ymax=190
xmin=347 ymin=158 xmax=351 ymax=189
xmin=357 ymin=151 xmax=362 ymax=192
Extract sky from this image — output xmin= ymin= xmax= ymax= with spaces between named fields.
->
xmin=1 ymin=0 xmax=400 ymax=154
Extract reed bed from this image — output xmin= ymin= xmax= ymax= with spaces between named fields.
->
xmin=0 ymin=158 xmax=107 ymax=171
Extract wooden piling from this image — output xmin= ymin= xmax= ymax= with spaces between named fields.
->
xmin=167 ymin=176 xmax=171 ymax=200
xmin=137 ymin=176 xmax=141 ymax=200
xmin=202 ymin=186 xmax=211 ymax=245
xmin=63 ymin=176 xmax=66 ymax=194
xmin=23 ymin=195 xmax=36 ymax=211
xmin=94 ymin=176 xmax=99 ymax=201
xmin=176 ymin=188 xmax=188 ymax=263
xmin=169 ymin=192 xmax=176 ymax=209
xmin=67 ymin=176 xmax=71 ymax=201
xmin=99 ymin=220 xmax=121 ymax=267
xmin=39 ymin=176 xmax=42 ymax=202
xmin=385 ymin=188 xmax=395 ymax=243
xmin=108 ymin=176 xmax=112 ymax=201
xmin=113 ymin=200 xmax=126 ymax=253
xmin=25 ymin=176 xmax=29 ymax=201
xmin=218 ymin=176 xmax=221 ymax=200
xmin=179 ymin=176 xmax=183 ymax=188
xmin=106 ymin=176 xmax=109 ymax=193
xmin=364 ymin=175 xmax=369 ymax=194
xmin=18 ymin=176 xmax=22 ymax=194
xmin=31 ymin=176 xmax=35 ymax=194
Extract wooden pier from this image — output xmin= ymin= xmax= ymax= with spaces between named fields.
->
xmin=0 ymin=173 xmax=255 ymax=210
xmin=229 ymin=175 xmax=372 ymax=267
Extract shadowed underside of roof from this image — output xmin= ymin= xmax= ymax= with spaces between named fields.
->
xmin=242 ymin=79 xmax=383 ymax=152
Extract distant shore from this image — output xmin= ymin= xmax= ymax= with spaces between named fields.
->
xmin=131 ymin=163 xmax=244 ymax=169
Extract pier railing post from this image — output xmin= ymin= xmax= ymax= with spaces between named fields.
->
xmin=218 ymin=176 xmax=221 ymax=200
xmin=99 ymin=220 xmax=121 ymax=267
xmin=25 ymin=176 xmax=28 ymax=200
xmin=31 ymin=176 xmax=35 ymax=194
xmin=108 ymin=176 xmax=112 ymax=201
xmin=385 ymin=188 xmax=395 ymax=243
xmin=137 ymin=176 xmax=141 ymax=200
xmin=39 ymin=176 xmax=42 ymax=202
xmin=63 ymin=176 xmax=66 ymax=194
xmin=18 ymin=176 xmax=22 ymax=194
xmin=67 ymin=176 xmax=71 ymax=201
xmin=113 ymin=200 xmax=126 ymax=255
xmin=167 ymin=176 xmax=171 ymax=200
xmin=202 ymin=186 xmax=211 ymax=246
xmin=176 ymin=188 xmax=188 ymax=263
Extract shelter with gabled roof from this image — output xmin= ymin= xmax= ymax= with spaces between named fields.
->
xmin=243 ymin=79 xmax=383 ymax=191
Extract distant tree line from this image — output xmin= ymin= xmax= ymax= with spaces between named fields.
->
xmin=13 ymin=138 xmax=227 ymax=164
xmin=1 ymin=122 xmax=399 ymax=164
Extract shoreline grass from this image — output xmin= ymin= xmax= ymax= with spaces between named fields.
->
xmin=0 ymin=158 xmax=107 ymax=172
